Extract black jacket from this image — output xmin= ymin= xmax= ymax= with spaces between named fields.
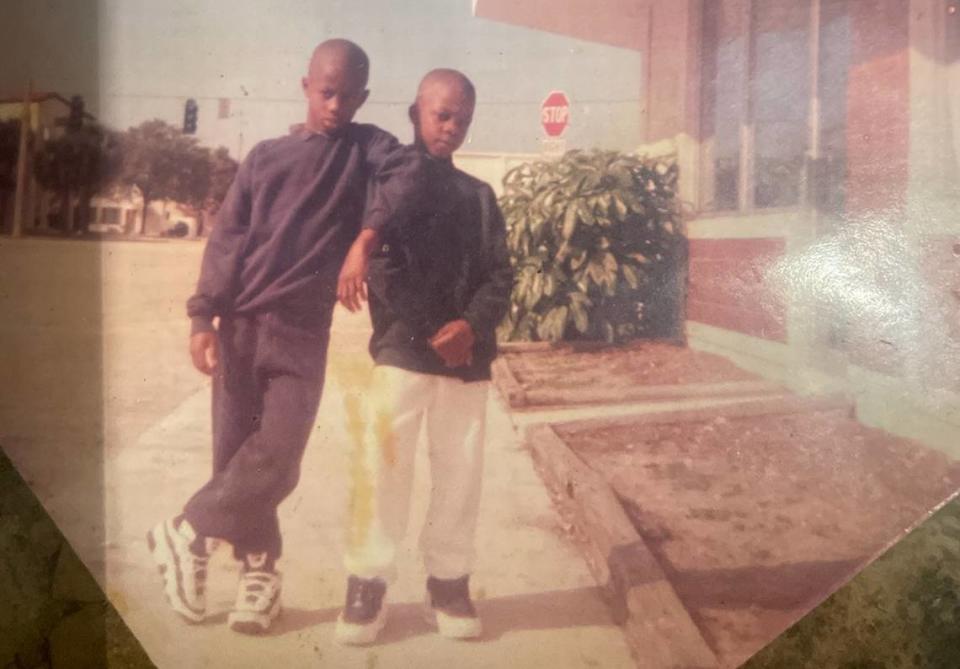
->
xmin=365 ymin=147 xmax=513 ymax=382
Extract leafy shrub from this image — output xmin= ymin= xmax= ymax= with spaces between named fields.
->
xmin=497 ymin=149 xmax=685 ymax=344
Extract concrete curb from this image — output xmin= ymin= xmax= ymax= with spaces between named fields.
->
xmin=501 ymin=362 xmax=854 ymax=668
xmin=524 ymin=424 xmax=718 ymax=669
xmin=491 ymin=357 xmax=528 ymax=408
xmin=492 ymin=347 xmax=783 ymax=411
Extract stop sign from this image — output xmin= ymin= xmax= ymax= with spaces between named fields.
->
xmin=541 ymin=91 xmax=570 ymax=137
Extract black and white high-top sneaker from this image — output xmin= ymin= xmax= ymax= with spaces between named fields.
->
xmin=228 ymin=552 xmax=282 ymax=635
xmin=425 ymin=575 xmax=482 ymax=639
xmin=146 ymin=517 xmax=212 ymax=623
xmin=334 ymin=575 xmax=388 ymax=645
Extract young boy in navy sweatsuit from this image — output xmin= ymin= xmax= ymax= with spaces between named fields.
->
xmin=147 ymin=39 xmax=406 ymax=635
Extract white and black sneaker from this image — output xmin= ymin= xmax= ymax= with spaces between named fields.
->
xmin=146 ymin=517 xmax=213 ymax=623
xmin=334 ymin=575 xmax=388 ymax=645
xmin=227 ymin=552 xmax=282 ymax=635
xmin=425 ymin=575 xmax=482 ymax=639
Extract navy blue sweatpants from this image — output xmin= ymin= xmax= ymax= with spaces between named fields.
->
xmin=183 ymin=307 xmax=332 ymax=560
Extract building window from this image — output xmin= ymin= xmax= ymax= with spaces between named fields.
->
xmin=752 ymin=1 xmax=811 ymax=208
xmin=101 ymin=206 xmax=121 ymax=225
xmin=814 ymin=0 xmax=851 ymax=222
xmin=700 ymin=0 xmax=847 ymax=213
xmin=700 ymin=0 xmax=747 ymax=211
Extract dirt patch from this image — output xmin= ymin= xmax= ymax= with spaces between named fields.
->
xmin=556 ymin=409 xmax=960 ymax=668
xmin=502 ymin=341 xmax=760 ymax=408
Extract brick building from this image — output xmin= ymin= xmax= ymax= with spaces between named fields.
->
xmin=474 ymin=0 xmax=960 ymax=451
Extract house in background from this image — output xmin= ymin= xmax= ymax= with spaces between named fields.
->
xmin=89 ymin=187 xmax=200 ymax=238
xmin=1 ymin=93 xmax=204 ymax=239
xmin=0 ymin=92 xmax=93 ymax=234
xmin=474 ymin=0 xmax=960 ymax=453
xmin=0 ymin=91 xmax=90 ymax=137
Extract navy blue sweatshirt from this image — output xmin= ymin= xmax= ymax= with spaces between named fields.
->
xmin=186 ymin=123 xmax=399 ymax=334
xmin=365 ymin=146 xmax=513 ymax=382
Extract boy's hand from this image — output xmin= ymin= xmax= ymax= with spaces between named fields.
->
xmin=190 ymin=331 xmax=219 ymax=375
xmin=337 ymin=229 xmax=378 ymax=312
xmin=429 ymin=320 xmax=475 ymax=368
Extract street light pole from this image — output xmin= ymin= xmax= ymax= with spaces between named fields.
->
xmin=11 ymin=82 xmax=32 ymax=238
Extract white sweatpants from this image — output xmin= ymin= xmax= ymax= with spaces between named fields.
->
xmin=343 ymin=365 xmax=488 ymax=583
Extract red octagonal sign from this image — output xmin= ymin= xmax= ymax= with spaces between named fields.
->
xmin=541 ymin=90 xmax=570 ymax=138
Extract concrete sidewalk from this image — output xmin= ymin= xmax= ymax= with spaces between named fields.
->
xmin=1 ymin=240 xmax=633 ymax=668
xmin=101 ymin=308 xmax=634 ymax=668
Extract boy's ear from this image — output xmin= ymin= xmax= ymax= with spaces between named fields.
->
xmin=301 ymin=76 xmax=310 ymax=95
xmin=358 ymin=89 xmax=370 ymax=107
xmin=408 ymin=103 xmax=418 ymax=126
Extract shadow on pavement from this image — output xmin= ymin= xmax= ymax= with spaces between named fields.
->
xmin=266 ymin=585 xmax=614 ymax=643
xmin=671 ymin=557 xmax=868 ymax=611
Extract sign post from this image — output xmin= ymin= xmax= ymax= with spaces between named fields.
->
xmin=12 ymin=82 xmax=33 ymax=238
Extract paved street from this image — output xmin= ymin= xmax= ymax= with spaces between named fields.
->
xmin=0 ymin=238 xmax=634 ymax=668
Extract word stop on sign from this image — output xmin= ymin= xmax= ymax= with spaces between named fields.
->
xmin=541 ymin=90 xmax=570 ymax=138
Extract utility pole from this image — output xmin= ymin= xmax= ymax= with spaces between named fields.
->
xmin=11 ymin=82 xmax=32 ymax=238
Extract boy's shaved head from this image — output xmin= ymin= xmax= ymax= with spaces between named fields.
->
xmin=302 ymin=39 xmax=371 ymax=135
xmin=416 ymin=68 xmax=476 ymax=106
xmin=411 ymin=68 xmax=476 ymax=159
xmin=308 ymin=39 xmax=370 ymax=88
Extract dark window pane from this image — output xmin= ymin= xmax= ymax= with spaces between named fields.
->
xmin=102 ymin=207 xmax=120 ymax=225
xmin=752 ymin=0 xmax=810 ymax=208
xmin=815 ymin=0 xmax=851 ymax=220
xmin=701 ymin=0 xmax=747 ymax=211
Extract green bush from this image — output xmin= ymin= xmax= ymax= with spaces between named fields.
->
xmin=497 ymin=149 xmax=685 ymax=344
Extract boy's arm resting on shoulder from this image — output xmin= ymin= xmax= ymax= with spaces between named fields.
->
xmin=362 ymin=127 xmax=401 ymax=175
xmin=362 ymin=144 xmax=430 ymax=237
xmin=461 ymin=186 xmax=513 ymax=341
xmin=338 ymin=142 xmax=429 ymax=310
xmin=186 ymin=144 xmax=257 ymax=334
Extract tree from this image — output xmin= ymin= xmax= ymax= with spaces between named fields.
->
xmin=196 ymin=145 xmax=238 ymax=236
xmin=0 ymin=120 xmax=20 ymax=234
xmin=33 ymin=123 xmax=120 ymax=234
xmin=497 ymin=149 xmax=686 ymax=344
xmin=205 ymin=146 xmax=238 ymax=212
xmin=117 ymin=120 xmax=212 ymax=235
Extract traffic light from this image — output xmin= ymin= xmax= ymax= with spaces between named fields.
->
xmin=183 ymin=98 xmax=198 ymax=134
xmin=68 ymin=95 xmax=84 ymax=131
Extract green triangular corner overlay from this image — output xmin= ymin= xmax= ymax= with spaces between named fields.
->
xmin=0 ymin=448 xmax=155 ymax=669
xmin=744 ymin=495 xmax=960 ymax=669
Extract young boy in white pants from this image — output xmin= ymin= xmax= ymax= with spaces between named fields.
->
xmin=333 ymin=68 xmax=512 ymax=644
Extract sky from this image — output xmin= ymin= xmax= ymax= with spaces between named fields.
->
xmin=1 ymin=0 xmax=644 ymax=158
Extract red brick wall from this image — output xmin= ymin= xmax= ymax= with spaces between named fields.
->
xmin=687 ymin=238 xmax=787 ymax=341
xmin=686 ymin=1 xmax=909 ymax=348
xmin=844 ymin=0 xmax=910 ymax=216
